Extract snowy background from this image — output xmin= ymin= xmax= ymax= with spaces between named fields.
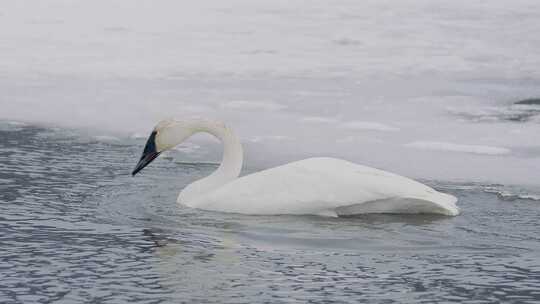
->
xmin=1 ymin=0 xmax=539 ymax=185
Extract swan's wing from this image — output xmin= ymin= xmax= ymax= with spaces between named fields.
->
xmin=188 ymin=158 xmax=459 ymax=216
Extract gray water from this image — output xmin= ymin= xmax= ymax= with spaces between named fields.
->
xmin=1 ymin=122 xmax=540 ymax=304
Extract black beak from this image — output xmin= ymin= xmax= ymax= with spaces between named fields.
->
xmin=132 ymin=131 xmax=161 ymax=176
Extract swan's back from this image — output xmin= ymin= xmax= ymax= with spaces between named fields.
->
xmin=181 ymin=157 xmax=459 ymax=216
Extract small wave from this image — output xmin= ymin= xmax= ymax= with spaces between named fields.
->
xmin=434 ymin=182 xmax=540 ymax=202
xmin=0 ymin=178 xmax=14 ymax=184
xmin=483 ymin=186 xmax=540 ymax=201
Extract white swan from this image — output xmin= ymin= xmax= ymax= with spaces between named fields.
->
xmin=132 ymin=119 xmax=459 ymax=217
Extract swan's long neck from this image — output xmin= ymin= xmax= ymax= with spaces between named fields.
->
xmin=197 ymin=121 xmax=243 ymax=180
xmin=177 ymin=120 xmax=243 ymax=204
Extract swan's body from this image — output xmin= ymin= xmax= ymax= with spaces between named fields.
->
xmin=183 ymin=157 xmax=458 ymax=216
xmin=132 ymin=119 xmax=459 ymax=217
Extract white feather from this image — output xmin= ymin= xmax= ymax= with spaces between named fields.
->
xmin=145 ymin=119 xmax=459 ymax=217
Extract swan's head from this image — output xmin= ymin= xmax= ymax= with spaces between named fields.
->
xmin=132 ymin=119 xmax=194 ymax=176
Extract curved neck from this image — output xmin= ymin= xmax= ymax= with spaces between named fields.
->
xmin=177 ymin=120 xmax=243 ymax=204
xmin=195 ymin=120 xmax=243 ymax=180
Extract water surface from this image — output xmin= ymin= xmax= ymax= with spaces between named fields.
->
xmin=1 ymin=123 xmax=539 ymax=303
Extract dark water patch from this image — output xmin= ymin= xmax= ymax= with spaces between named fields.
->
xmin=515 ymin=98 xmax=540 ymax=106
xmin=450 ymin=102 xmax=540 ymax=123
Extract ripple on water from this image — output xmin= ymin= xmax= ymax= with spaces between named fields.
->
xmin=1 ymin=123 xmax=540 ymax=303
